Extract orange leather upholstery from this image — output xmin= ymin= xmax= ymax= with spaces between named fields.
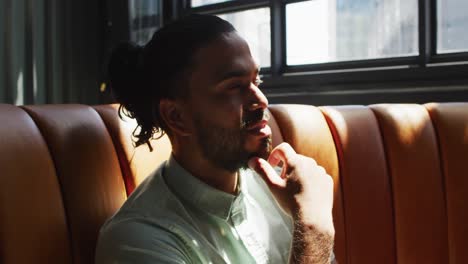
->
xmin=371 ymin=104 xmax=449 ymax=264
xmin=93 ymin=104 xmax=172 ymax=194
xmin=425 ymin=103 xmax=468 ymax=264
xmin=269 ymin=105 xmax=346 ymax=264
xmin=321 ymin=106 xmax=395 ymax=264
xmin=0 ymin=105 xmax=71 ymax=264
xmin=21 ymin=105 xmax=127 ymax=264
xmin=0 ymin=102 xmax=467 ymax=264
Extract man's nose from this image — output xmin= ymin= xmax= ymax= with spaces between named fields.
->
xmin=246 ymin=83 xmax=268 ymax=111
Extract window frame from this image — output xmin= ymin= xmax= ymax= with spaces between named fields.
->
xmin=165 ymin=0 xmax=468 ymax=90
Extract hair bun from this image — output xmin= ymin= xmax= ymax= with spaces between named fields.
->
xmin=108 ymin=42 xmax=144 ymax=108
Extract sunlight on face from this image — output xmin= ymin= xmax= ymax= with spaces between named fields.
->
xmin=188 ymin=32 xmax=271 ymax=172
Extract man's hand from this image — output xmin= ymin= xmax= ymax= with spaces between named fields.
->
xmin=248 ymin=142 xmax=335 ymax=263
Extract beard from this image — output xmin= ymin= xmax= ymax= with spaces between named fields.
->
xmin=194 ymin=109 xmax=272 ymax=172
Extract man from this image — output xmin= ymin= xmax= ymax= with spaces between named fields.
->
xmin=96 ymin=14 xmax=335 ymax=263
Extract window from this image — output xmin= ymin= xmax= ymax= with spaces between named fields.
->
xmin=158 ymin=0 xmax=468 ymax=88
xmin=286 ymin=0 xmax=418 ymax=65
xmin=218 ymin=8 xmax=271 ymax=67
xmin=191 ymin=0 xmax=233 ymax=7
xmin=129 ymin=0 xmax=162 ymax=45
xmin=437 ymin=0 xmax=468 ymax=53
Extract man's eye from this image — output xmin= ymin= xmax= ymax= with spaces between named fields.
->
xmin=227 ymin=83 xmax=246 ymax=91
xmin=226 ymin=78 xmax=262 ymax=91
xmin=254 ymin=78 xmax=263 ymax=87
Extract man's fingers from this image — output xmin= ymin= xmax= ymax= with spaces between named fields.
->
xmin=248 ymin=157 xmax=286 ymax=188
xmin=267 ymin=142 xmax=297 ymax=167
xmin=268 ymin=143 xmax=298 ymax=179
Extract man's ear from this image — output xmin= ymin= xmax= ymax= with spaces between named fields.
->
xmin=159 ymin=98 xmax=192 ymax=136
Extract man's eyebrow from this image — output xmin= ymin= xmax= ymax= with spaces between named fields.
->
xmin=217 ymin=66 xmax=260 ymax=82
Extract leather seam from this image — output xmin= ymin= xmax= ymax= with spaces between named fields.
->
xmin=93 ymin=105 xmax=135 ymax=195
xmin=369 ymin=105 xmax=399 ymax=264
xmin=19 ymin=105 xmax=75 ymax=263
xmin=424 ymin=104 xmax=451 ymax=263
xmin=320 ymin=106 xmax=349 ymax=264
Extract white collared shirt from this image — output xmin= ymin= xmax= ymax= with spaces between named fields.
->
xmin=96 ymin=155 xmax=293 ymax=263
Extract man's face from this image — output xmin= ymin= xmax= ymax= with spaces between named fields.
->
xmin=185 ymin=31 xmax=271 ymax=172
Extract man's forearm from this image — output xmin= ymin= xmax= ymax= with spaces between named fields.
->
xmin=289 ymin=220 xmax=335 ymax=264
xmin=247 ymin=146 xmax=336 ymax=263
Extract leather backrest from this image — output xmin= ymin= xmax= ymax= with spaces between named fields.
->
xmin=93 ymin=104 xmax=172 ymax=194
xmin=1 ymin=102 xmax=467 ymax=264
xmin=321 ymin=105 xmax=396 ymax=264
xmin=371 ymin=104 xmax=449 ymax=264
xmin=269 ymin=104 xmax=346 ymax=264
xmin=0 ymin=104 xmax=72 ymax=264
xmin=22 ymin=105 xmax=127 ymax=264
xmin=425 ymin=103 xmax=468 ymax=264
xmin=272 ymin=103 xmax=467 ymax=264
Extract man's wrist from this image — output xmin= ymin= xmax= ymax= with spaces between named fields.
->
xmin=292 ymin=205 xmax=335 ymax=236
xmin=290 ymin=217 xmax=335 ymax=264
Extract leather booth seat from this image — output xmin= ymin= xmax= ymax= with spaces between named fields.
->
xmin=0 ymin=103 xmax=467 ymax=264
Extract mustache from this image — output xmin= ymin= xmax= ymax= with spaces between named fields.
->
xmin=242 ymin=109 xmax=270 ymax=129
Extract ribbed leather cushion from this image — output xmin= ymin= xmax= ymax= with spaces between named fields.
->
xmin=93 ymin=104 xmax=172 ymax=194
xmin=426 ymin=103 xmax=468 ymax=264
xmin=2 ymin=102 xmax=466 ymax=264
xmin=0 ymin=104 xmax=72 ymax=264
xmin=371 ymin=104 xmax=449 ymax=264
xmin=269 ymin=104 xmax=345 ymax=264
xmin=22 ymin=105 xmax=127 ymax=264
xmin=321 ymin=106 xmax=396 ymax=264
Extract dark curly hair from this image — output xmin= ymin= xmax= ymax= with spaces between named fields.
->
xmin=108 ymin=14 xmax=235 ymax=151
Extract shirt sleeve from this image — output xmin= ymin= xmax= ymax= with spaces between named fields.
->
xmin=95 ymin=218 xmax=193 ymax=264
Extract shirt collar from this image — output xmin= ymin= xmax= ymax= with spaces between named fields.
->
xmin=164 ymin=155 xmax=244 ymax=220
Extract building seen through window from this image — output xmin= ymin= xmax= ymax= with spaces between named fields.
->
xmin=287 ymin=0 xmax=418 ymax=65
xmin=191 ymin=0 xmax=233 ymax=7
xmin=127 ymin=0 xmax=468 ymax=69
xmin=218 ymin=8 xmax=271 ymax=67
xmin=129 ymin=0 xmax=161 ymax=45
xmin=438 ymin=0 xmax=468 ymax=53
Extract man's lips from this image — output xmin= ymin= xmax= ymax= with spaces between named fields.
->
xmin=246 ymin=119 xmax=268 ymax=131
xmin=245 ymin=119 xmax=271 ymax=137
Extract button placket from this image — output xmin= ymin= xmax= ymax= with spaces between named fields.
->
xmin=230 ymin=198 xmax=269 ymax=264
